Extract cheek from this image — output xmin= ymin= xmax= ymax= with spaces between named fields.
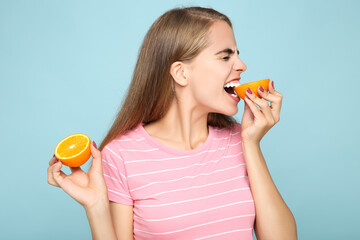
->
xmin=190 ymin=61 xmax=230 ymax=99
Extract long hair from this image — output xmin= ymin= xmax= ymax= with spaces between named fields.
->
xmin=99 ymin=7 xmax=237 ymax=151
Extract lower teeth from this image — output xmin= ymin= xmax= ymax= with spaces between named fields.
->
xmin=231 ymin=93 xmax=238 ymax=97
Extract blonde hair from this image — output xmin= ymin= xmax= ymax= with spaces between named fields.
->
xmin=99 ymin=7 xmax=236 ymax=151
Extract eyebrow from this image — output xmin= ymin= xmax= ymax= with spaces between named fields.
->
xmin=215 ymin=48 xmax=240 ymax=56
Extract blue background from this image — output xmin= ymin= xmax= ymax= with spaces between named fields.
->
xmin=1 ymin=0 xmax=359 ymax=239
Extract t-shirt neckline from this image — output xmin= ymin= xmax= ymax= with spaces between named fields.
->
xmin=137 ymin=123 xmax=214 ymax=155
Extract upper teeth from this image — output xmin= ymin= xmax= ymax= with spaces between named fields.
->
xmin=224 ymin=81 xmax=240 ymax=88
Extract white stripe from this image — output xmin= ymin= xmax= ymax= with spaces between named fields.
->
xmin=102 ymin=159 xmax=127 ymax=181
xmin=102 ymin=154 xmax=127 ymax=180
xmin=120 ymin=172 xmax=127 ymax=181
xmin=115 ymin=137 xmax=145 ymax=142
xmin=102 ymin=159 xmax=118 ymax=170
xmin=143 ymin=175 xmax=248 ymax=199
xmin=107 ymin=189 xmax=132 ymax=199
xmin=126 ymin=147 xmax=226 ymax=164
xmin=135 ymin=187 xmax=250 ymax=207
xmin=118 ymin=148 xmax=159 ymax=152
xmin=134 ymin=200 xmax=254 ymax=222
xmin=126 ymin=142 xmax=241 ymax=164
xmin=131 ymin=162 xmax=246 ymax=192
xmin=103 ymin=173 xmax=122 ymax=183
xmin=231 ymin=131 xmax=241 ymax=136
xmin=195 ymin=228 xmax=253 ymax=240
xmin=128 ymin=154 xmax=245 ymax=178
xmin=134 ymin=215 xmax=255 ymax=235
xmin=105 ymin=146 xmax=123 ymax=160
xmin=212 ymin=137 xmax=228 ymax=140
xmin=229 ymin=140 xmax=242 ymax=146
xmin=127 ymin=160 xmax=216 ymax=178
xmin=222 ymin=152 xmax=243 ymax=158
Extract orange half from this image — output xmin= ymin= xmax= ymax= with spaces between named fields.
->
xmin=54 ymin=133 xmax=91 ymax=167
xmin=234 ymin=79 xmax=271 ymax=100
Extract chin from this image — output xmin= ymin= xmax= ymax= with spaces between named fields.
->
xmin=216 ymin=105 xmax=239 ymax=117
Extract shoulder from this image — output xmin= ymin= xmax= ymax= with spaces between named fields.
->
xmin=101 ymin=124 xmax=143 ymax=155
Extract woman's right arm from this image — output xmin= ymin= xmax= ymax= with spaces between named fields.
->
xmin=85 ymin=201 xmax=133 ymax=240
xmin=47 ymin=142 xmax=133 ymax=240
xmin=109 ymin=202 xmax=134 ymax=240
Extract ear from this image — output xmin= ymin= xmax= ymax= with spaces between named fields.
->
xmin=170 ymin=61 xmax=189 ymax=87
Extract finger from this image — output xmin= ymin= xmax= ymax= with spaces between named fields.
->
xmin=257 ymin=85 xmax=280 ymax=104
xmin=49 ymin=155 xmax=58 ymax=166
xmin=48 ymin=155 xmax=61 ymax=187
xmin=51 ymin=161 xmax=67 ymax=187
xmin=245 ymin=88 xmax=273 ymax=120
xmin=244 ymin=94 xmax=263 ymax=121
xmin=90 ymin=141 xmax=103 ymax=172
xmin=267 ymin=81 xmax=283 ymax=121
xmin=258 ymin=86 xmax=282 ymax=120
xmin=47 ymin=164 xmax=59 ymax=187
xmin=269 ymin=80 xmax=281 ymax=96
xmin=47 ymin=160 xmax=65 ymax=187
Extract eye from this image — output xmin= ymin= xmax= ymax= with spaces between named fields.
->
xmin=222 ymin=56 xmax=230 ymax=61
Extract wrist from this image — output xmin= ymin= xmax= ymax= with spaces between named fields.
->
xmin=85 ymin=199 xmax=110 ymax=214
xmin=241 ymin=140 xmax=260 ymax=148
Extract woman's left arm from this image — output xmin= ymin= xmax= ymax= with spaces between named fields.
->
xmin=240 ymin=81 xmax=297 ymax=240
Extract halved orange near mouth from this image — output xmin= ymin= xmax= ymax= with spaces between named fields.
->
xmin=234 ymin=79 xmax=270 ymax=100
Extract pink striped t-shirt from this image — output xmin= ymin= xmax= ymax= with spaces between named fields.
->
xmin=101 ymin=123 xmax=256 ymax=239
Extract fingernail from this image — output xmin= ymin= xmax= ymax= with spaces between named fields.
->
xmin=53 ymin=154 xmax=55 ymax=158
xmin=271 ymin=81 xmax=274 ymax=88
xmin=245 ymin=95 xmax=250 ymax=100
xmin=92 ymin=141 xmax=97 ymax=149
xmin=259 ymin=86 xmax=264 ymax=92
xmin=246 ymin=88 xmax=252 ymax=94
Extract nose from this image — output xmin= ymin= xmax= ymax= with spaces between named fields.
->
xmin=233 ymin=57 xmax=247 ymax=73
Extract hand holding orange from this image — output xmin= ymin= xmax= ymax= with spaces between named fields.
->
xmin=54 ymin=133 xmax=91 ymax=167
xmin=234 ymin=79 xmax=270 ymax=100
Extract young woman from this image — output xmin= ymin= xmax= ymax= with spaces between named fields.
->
xmin=48 ymin=7 xmax=297 ymax=240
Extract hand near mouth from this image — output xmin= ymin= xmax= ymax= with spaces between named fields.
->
xmin=240 ymin=80 xmax=283 ymax=144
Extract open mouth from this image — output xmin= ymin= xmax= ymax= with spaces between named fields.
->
xmin=223 ymin=81 xmax=240 ymax=98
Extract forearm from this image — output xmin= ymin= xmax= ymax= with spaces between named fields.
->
xmin=242 ymin=141 xmax=297 ymax=240
xmin=85 ymin=202 xmax=118 ymax=240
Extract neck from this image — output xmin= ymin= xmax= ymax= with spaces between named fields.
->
xmin=144 ymin=98 xmax=209 ymax=151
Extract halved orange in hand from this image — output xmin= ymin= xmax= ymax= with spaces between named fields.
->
xmin=234 ymin=79 xmax=271 ymax=100
xmin=54 ymin=133 xmax=91 ymax=167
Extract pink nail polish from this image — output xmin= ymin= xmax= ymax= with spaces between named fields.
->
xmin=92 ymin=141 xmax=97 ymax=149
xmin=271 ymin=81 xmax=274 ymax=88
xmin=247 ymin=88 xmax=252 ymax=94
xmin=259 ymin=86 xmax=264 ymax=92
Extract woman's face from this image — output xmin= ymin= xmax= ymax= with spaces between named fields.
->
xmin=186 ymin=20 xmax=247 ymax=116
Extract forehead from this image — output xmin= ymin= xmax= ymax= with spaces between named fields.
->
xmin=206 ymin=20 xmax=237 ymax=52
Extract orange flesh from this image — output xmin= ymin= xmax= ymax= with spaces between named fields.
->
xmin=57 ymin=136 xmax=88 ymax=158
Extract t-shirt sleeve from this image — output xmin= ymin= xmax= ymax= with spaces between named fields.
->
xmin=101 ymin=143 xmax=134 ymax=205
